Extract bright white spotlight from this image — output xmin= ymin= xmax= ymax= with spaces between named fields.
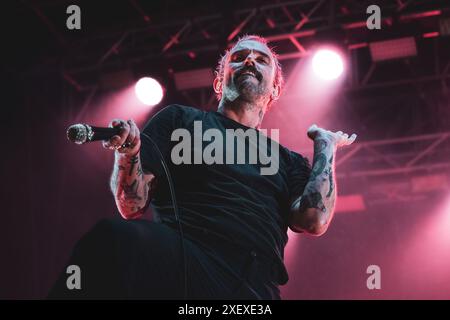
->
xmin=135 ymin=77 xmax=164 ymax=106
xmin=312 ymin=49 xmax=344 ymax=80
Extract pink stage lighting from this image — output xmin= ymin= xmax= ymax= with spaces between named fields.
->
xmin=135 ymin=77 xmax=164 ymax=106
xmin=312 ymin=49 xmax=344 ymax=80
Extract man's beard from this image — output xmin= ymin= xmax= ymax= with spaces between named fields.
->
xmin=237 ymin=77 xmax=265 ymax=100
xmin=225 ymin=74 xmax=269 ymax=108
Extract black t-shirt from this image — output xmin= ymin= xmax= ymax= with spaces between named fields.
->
xmin=140 ymin=104 xmax=311 ymax=285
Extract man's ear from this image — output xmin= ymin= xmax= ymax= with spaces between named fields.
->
xmin=271 ymin=84 xmax=281 ymax=101
xmin=213 ymin=77 xmax=222 ymax=95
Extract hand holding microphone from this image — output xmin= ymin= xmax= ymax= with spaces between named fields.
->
xmin=67 ymin=119 xmax=141 ymax=157
xmin=102 ymin=119 xmax=141 ymax=157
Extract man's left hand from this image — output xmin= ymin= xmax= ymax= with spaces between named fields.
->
xmin=307 ymin=124 xmax=357 ymax=148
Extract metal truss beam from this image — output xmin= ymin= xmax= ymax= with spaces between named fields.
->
xmin=59 ymin=0 xmax=447 ymax=71
xmin=333 ymin=131 xmax=450 ymax=178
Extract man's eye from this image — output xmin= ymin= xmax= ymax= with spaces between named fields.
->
xmin=258 ymin=57 xmax=269 ymax=64
xmin=232 ymin=55 xmax=244 ymax=61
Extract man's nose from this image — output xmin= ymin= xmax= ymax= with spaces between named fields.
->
xmin=244 ymin=53 xmax=257 ymax=66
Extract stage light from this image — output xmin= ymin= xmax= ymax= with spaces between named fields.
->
xmin=135 ymin=77 xmax=164 ymax=106
xmin=312 ymin=49 xmax=344 ymax=80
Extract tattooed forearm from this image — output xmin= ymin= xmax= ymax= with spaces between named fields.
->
xmin=290 ymin=137 xmax=337 ymax=234
xmin=308 ymin=138 xmax=336 ymax=211
xmin=128 ymin=155 xmax=139 ymax=176
xmin=310 ymin=153 xmax=327 ymax=180
xmin=136 ymin=163 xmax=143 ymax=177
xmin=121 ymin=179 xmax=142 ymax=200
xmin=294 ymin=191 xmax=327 ymax=213
xmin=110 ymin=152 xmax=156 ymax=219
xmin=326 ymin=155 xmax=334 ymax=198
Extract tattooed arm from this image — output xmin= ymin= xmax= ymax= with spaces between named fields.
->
xmin=289 ymin=125 xmax=357 ymax=236
xmin=103 ymin=119 xmax=157 ymax=220
xmin=110 ymin=152 xmax=156 ymax=219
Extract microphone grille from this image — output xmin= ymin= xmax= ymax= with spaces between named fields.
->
xmin=67 ymin=124 xmax=88 ymax=144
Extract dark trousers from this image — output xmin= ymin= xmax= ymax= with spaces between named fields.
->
xmin=48 ymin=218 xmax=281 ymax=299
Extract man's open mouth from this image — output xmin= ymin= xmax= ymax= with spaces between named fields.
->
xmin=238 ymin=70 xmax=260 ymax=80
xmin=241 ymin=71 xmax=256 ymax=77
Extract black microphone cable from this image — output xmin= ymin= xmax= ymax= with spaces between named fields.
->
xmin=140 ymin=131 xmax=188 ymax=299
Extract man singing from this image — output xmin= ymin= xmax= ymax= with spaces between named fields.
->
xmin=49 ymin=35 xmax=356 ymax=299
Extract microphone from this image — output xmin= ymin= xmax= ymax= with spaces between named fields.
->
xmin=66 ymin=123 xmax=121 ymax=144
